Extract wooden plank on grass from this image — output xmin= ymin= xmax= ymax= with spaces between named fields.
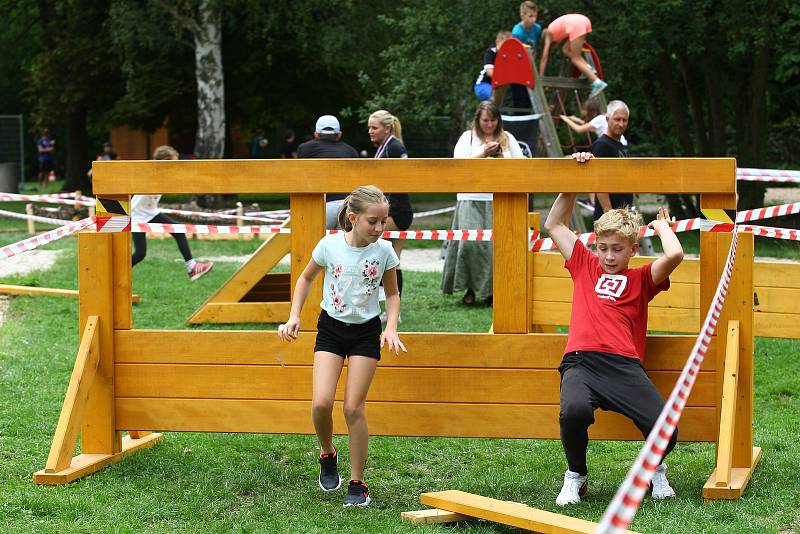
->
xmin=401 ymin=509 xmax=471 ymax=525
xmin=419 ymin=490 xmax=640 ymax=533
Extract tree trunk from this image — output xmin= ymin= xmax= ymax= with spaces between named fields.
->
xmin=676 ymin=51 xmax=711 ymax=156
xmin=736 ymin=4 xmax=774 ymax=210
xmin=63 ymin=105 xmax=90 ymax=194
xmin=192 ymin=0 xmax=225 ymax=160
xmin=656 ymin=48 xmax=695 ymax=156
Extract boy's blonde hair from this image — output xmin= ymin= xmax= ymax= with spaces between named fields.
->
xmin=153 ymin=145 xmax=179 ymax=160
xmin=520 ymin=1 xmax=538 ymax=14
xmin=496 ymin=30 xmax=512 ymax=42
xmin=593 ymin=207 xmax=642 ymax=243
xmin=337 ymin=185 xmax=389 ymax=232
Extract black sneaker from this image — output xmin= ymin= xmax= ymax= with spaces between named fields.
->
xmin=318 ymin=450 xmax=341 ymax=492
xmin=343 ymin=479 xmax=371 ymax=507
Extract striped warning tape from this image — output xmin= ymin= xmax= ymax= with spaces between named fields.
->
xmin=0 ymin=208 xmax=72 ymax=226
xmin=736 ymin=201 xmax=800 ymax=223
xmin=157 ymin=207 xmax=286 ymax=224
xmin=0 ymin=193 xmax=94 ymax=207
xmin=596 ymin=227 xmax=741 ymax=534
xmin=737 ymin=167 xmax=800 ymax=183
xmin=0 ymin=217 xmax=94 ymax=260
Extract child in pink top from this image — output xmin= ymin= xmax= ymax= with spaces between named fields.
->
xmin=539 ymin=14 xmax=607 ymax=98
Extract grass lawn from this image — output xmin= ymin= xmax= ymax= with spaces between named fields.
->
xmin=0 ymin=214 xmax=799 ymax=532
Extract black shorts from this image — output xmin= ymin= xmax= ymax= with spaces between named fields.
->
xmin=38 ymin=159 xmax=54 ymax=173
xmin=314 ymin=310 xmax=382 ymax=360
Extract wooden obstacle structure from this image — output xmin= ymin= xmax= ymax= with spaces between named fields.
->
xmin=187 ymin=217 xmax=291 ymax=324
xmin=34 ymin=158 xmax=760 ymax=505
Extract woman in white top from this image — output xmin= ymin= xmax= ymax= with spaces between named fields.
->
xmin=441 ymin=100 xmax=524 ymax=305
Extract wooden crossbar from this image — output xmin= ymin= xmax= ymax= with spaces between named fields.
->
xmin=418 ymin=490 xmax=640 ymax=533
xmin=92 ymin=158 xmax=736 ymax=195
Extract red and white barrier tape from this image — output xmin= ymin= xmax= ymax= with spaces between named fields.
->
xmin=245 ymin=208 xmax=290 ymax=217
xmin=0 ymin=217 xmax=94 ymax=260
xmin=737 ymin=167 xmax=800 ymax=183
xmin=133 ymin=222 xmax=290 ymax=235
xmin=596 ymin=229 xmax=740 ymax=533
xmin=0 ymin=192 xmax=94 ymax=207
xmin=736 ymin=223 xmax=800 ymax=241
xmin=157 ymin=207 xmax=285 ymax=224
xmin=736 ymin=201 xmax=800 ymax=223
xmin=0 ymin=208 xmax=72 ymax=226
xmin=413 ymin=206 xmax=456 ymax=218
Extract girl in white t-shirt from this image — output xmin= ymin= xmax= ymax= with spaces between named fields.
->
xmin=278 ymin=185 xmax=406 ymax=507
xmin=560 ymin=98 xmax=628 ymax=146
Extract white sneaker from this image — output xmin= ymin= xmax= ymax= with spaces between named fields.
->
xmin=556 ymin=470 xmax=588 ymax=506
xmin=589 ymin=79 xmax=608 ymax=98
xmin=651 ymin=463 xmax=676 ymax=499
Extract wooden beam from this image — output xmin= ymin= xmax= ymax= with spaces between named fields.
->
xmin=714 ymin=321 xmax=740 ymax=488
xmin=0 ymin=285 xmax=140 ymax=302
xmin=187 ymin=302 xmax=291 ymax=324
xmin=78 ymin=233 xmax=121 ymax=455
xmin=703 ymin=447 xmax=762 ymax=500
xmin=419 ymin=490 xmax=640 ymax=533
xmin=115 ymin=398 xmax=717 ymax=441
xmin=289 ymin=194 xmax=324 ymax=330
xmin=44 ymin=317 xmax=100 ymax=473
xmin=92 ymin=158 xmax=736 ymax=195
xmin=113 ymin=330 xmax=703 ymax=370
xmin=493 ymin=193 xmax=529 ymax=332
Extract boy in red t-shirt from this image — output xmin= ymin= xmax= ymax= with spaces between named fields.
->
xmin=544 ymin=153 xmax=684 ymax=506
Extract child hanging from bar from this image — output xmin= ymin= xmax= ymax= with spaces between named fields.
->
xmin=544 ymin=152 xmax=684 ymax=506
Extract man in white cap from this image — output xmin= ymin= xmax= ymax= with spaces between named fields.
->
xmin=298 ymin=115 xmax=360 ymax=229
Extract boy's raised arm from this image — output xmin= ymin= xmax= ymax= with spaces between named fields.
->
xmin=649 ymin=207 xmax=684 ymax=286
xmin=543 ymin=153 xmax=593 ymax=261
xmin=544 ymin=193 xmax=579 ymax=261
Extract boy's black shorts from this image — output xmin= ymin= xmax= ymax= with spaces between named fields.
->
xmin=314 ymin=310 xmax=382 ymax=360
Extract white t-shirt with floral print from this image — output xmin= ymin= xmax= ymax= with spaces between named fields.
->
xmin=311 ymin=233 xmax=400 ymax=324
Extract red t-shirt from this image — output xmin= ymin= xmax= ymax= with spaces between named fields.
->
xmin=563 ymin=241 xmax=669 ymax=361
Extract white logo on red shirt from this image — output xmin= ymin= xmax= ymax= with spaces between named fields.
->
xmin=595 ymin=274 xmax=627 ymax=301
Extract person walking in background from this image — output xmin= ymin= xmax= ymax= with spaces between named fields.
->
xmin=131 ymin=145 xmax=214 ymax=281
xmin=278 ymin=185 xmax=405 ymax=507
xmin=298 ymin=115 xmax=359 ymax=229
xmin=250 ymin=128 xmax=269 ymax=158
xmin=367 ymin=110 xmax=413 ymax=298
xmin=36 ymin=129 xmax=56 ymax=187
xmin=539 ymin=13 xmax=607 ymax=98
xmin=441 ymin=100 xmax=524 ymax=306
xmin=281 ymin=129 xmax=299 ymax=159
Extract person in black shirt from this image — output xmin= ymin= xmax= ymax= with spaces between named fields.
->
xmin=474 ymin=31 xmax=511 ymax=100
xmin=589 ymin=100 xmax=632 ymax=221
xmin=367 ymin=110 xmax=413 ymax=297
xmin=298 ymin=115 xmax=359 ymax=229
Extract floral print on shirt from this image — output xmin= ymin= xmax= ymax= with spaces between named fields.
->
xmin=362 ymin=259 xmax=381 ymax=296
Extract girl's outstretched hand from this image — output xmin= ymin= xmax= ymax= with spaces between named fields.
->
xmin=648 ymin=207 xmax=676 ymax=229
xmin=380 ymin=329 xmax=407 ymax=355
xmin=277 ymin=317 xmax=300 ymax=341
